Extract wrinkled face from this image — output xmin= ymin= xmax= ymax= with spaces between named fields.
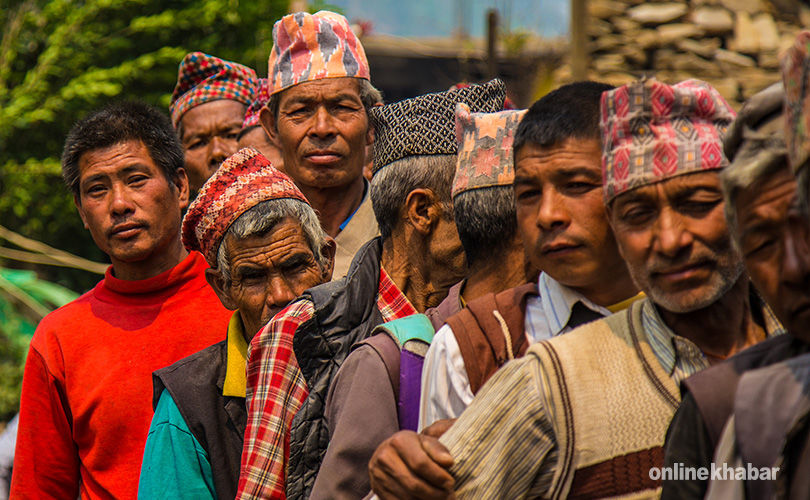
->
xmin=267 ymin=78 xmax=372 ymax=190
xmin=237 ymin=126 xmax=285 ymax=174
xmin=75 ymin=140 xmax=188 ymax=271
xmin=180 ymin=99 xmax=247 ymax=191
xmin=221 ymin=218 xmax=331 ymax=339
xmin=513 ymin=138 xmax=627 ymax=289
xmin=734 ymin=165 xmax=810 ymax=336
xmin=609 ymin=171 xmax=744 ymax=313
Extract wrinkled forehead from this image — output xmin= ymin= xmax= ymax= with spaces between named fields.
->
xmin=609 ymin=170 xmax=723 ymax=207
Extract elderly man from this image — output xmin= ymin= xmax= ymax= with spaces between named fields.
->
xmin=137 ymin=148 xmax=334 ymax=500
xmin=237 ymin=80 xmax=505 ymax=499
xmin=170 ymin=52 xmax=257 ymax=192
xmin=309 ymin=103 xmax=530 ymax=500
xmin=258 ymin=10 xmax=382 ymax=279
xmin=418 ymin=82 xmax=645 ymax=431
xmin=238 ymin=78 xmax=285 ymax=172
xmin=661 ymin=40 xmax=810 ymax=500
xmin=10 ymin=101 xmax=231 ymax=499
xmin=368 ymin=78 xmax=785 ymax=500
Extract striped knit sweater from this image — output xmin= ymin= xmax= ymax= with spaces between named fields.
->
xmin=534 ymin=301 xmax=681 ymax=500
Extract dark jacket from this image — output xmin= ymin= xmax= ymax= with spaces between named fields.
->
xmin=287 ymin=237 xmax=387 ymax=499
xmin=153 ymin=340 xmax=247 ymax=500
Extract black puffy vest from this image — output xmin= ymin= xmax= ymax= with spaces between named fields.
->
xmin=287 ymin=237 xmax=385 ymax=499
xmin=153 ymin=340 xmax=247 ymax=500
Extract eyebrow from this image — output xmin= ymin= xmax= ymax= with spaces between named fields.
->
xmin=81 ymin=164 xmax=149 ymax=187
xmin=552 ymin=166 xmax=602 ymax=182
xmin=284 ymin=93 xmax=361 ymax=106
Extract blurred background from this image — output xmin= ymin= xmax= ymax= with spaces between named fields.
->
xmin=0 ymin=0 xmax=808 ymax=428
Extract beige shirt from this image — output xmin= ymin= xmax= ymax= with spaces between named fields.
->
xmin=333 ymin=184 xmax=379 ymax=280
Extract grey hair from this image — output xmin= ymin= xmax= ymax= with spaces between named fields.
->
xmin=266 ymin=78 xmax=383 ymax=127
xmin=721 ymin=129 xmax=789 ymax=247
xmin=216 ymin=198 xmax=328 ymax=284
xmin=454 ymin=186 xmax=518 ymax=266
xmin=370 ymin=154 xmax=457 ymax=240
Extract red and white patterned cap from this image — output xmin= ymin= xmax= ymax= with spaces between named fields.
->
xmin=452 ymin=103 xmax=526 ymax=197
xmin=182 ymin=147 xmax=309 ymax=267
xmin=170 ymin=52 xmax=258 ymax=128
xmin=782 ymin=30 xmax=810 ymax=174
xmin=268 ymin=10 xmax=370 ymax=96
xmin=243 ymin=78 xmax=270 ymax=129
xmin=600 ymin=78 xmax=736 ymax=203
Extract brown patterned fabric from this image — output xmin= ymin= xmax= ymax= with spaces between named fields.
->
xmin=782 ymin=30 xmax=810 ymax=173
xmin=370 ymin=79 xmax=507 ymax=174
xmin=568 ymin=447 xmax=664 ymax=500
xmin=452 ymin=103 xmax=526 ymax=197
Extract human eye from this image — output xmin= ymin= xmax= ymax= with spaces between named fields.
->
xmin=563 ymin=180 xmax=599 ymax=195
xmin=85 ymin=183 xmax=107 ymax=196
xmin=680 ymin=196 xmax=721 ymax=217
xmin=187 ymin=138 xmax=206 ymax=150
xmin=619 ymin=204 xmax=654 ymax=226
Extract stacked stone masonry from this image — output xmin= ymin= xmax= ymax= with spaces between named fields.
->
xmin=570 ymin=0 xmax=809 ymax=108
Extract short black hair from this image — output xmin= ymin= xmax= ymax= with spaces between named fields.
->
xmin=514 ymin=81 xmax=615 ymax=154
xmin=454 ymin=186 xmax=517 ymax=267
xmin=62 ymin=100 xmax=185 ymax=197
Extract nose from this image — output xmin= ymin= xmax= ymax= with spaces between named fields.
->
xmin=309 ymin=107 xmax=337 ymax=140
xmin=653 ymin=208 xmax=693 ymax=258
xmin=781 ymin=223 xmax=810 ymax=290
xmin=536 ymin=189 xmax=570 ymax=231
xmin=208 ymin=136 xmax=233 ymax=168
xmin=267 ymin=275 xmax=298 ymax=308
xmin=110 ymin=182 xmax=135 ymax=217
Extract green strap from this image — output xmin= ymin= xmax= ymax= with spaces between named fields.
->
xmin=373 ymin=314 xmax=434 ymax=348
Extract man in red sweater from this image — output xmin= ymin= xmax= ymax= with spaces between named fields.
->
xmin=11 ymin=101 xmax=231 ymax=500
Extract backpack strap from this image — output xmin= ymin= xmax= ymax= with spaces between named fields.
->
xmin=367 ymin=314 xmax=435 ymax=431
xmin=446 ymin=282 xmax=538 ymax=395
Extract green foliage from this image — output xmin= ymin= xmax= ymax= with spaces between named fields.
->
xmin=0 ymin=0 xmax=287 ymax=417
xmin=0 ymin=0 xmax=287 ymax=295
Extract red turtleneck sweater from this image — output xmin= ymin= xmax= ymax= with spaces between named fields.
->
xmin=11 ymin=251 xmax=231 ymax=500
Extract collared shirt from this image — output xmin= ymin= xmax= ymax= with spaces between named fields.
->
xmin=333 ymin=181 xmax=379 ymax=280
xmin=418 ymin=272 xmax=640 ymax=429
xmin=237 ymin=267 xmax=415 ymax=500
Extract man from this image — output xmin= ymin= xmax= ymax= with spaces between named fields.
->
xmin=369 ymin=78 xmax=782 ymax=500
xmin=237 ymin=80 xmax=506 ymax=499
xmin=138 ymin=148 xmax=335 ymax=500
xmin=258 ymin=10 xmax=382 ymax=279
xmin=660 ymin=41 xmax=810 ymax=500
xmin=11 ymin=101 xmax=231 ymax=499
xmin=310 ymin=103 xmax=530 ymax=500
xmin=170 ymin=52 xmax=257 ymax=192
xmin=238 ymin=78 xmax=285 ymax=172
xmin=420 ymin=82 xmax=643 ymax=429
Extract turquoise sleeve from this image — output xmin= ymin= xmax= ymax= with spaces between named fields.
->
xmin=138 ymin=389 xmax=216 ymax=500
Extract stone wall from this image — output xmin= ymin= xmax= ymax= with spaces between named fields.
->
xmin=564 ymin=0 xmax=808 ymax=107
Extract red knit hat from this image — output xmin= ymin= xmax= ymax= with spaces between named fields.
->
xmin=182 ymin=147 xmax=309 ymax=267
xmin=170 ymin=52 xmax=258 ymax=128
xmin=243 ymin=78 xmax=270 ymax=129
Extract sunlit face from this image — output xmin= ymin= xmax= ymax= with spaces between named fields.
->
xmin=264 ymin=78 xmax=372 ymax=191
xmin=609 ymin=171 xmax=744 ymax=313
xmin=75 ymin=140 xmax=188 ymax=274
xmin=733 ymin=165 xmax=810 ymax=336
xmin=180 ymin=99 xmax=246 ymax=191
xmin=513 ymin=138 xmax=628 ymax=289
xmin=215 ymin=218 xmax=332 ymax=340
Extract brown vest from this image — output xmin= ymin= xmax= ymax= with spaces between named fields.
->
xmin=445 ymin=283 xmax=537 ymax=395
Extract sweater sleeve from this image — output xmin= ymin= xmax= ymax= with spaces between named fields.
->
xmin=138 ymin=389 xmax=215 ymax=500
xmin=310 ymin=342 xmax=400 ymax=500
xmin=10 ymin=346 xmax=80 ymax=500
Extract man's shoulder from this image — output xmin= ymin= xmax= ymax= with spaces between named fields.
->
xmin=30 ymin=288 xmax=98 ymax=343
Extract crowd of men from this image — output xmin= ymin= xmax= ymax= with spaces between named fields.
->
xmin=8 ymin=8 xmax=810 ymax=500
